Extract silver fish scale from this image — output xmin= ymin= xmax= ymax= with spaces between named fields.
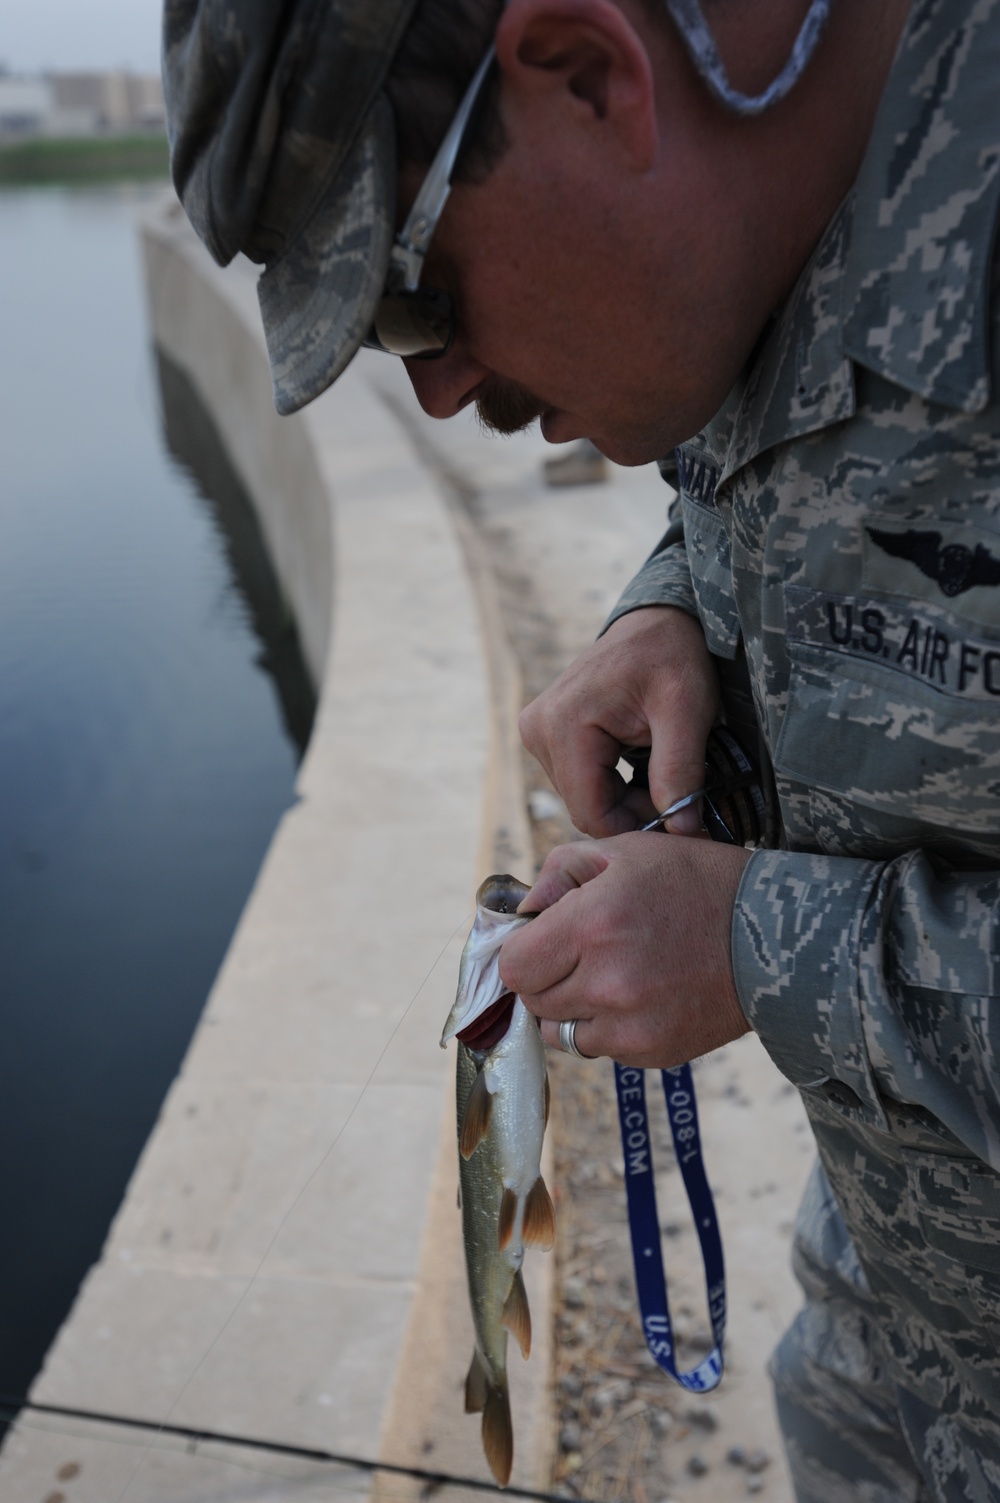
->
xmin=456 ymin=1039 xmax=521 ymax=1389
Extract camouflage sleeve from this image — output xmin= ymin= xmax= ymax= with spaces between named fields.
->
xmin=733 ymin=848 xmax=1000 ymax=1168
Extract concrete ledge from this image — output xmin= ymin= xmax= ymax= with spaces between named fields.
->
xmin=0 ymin=194 xmax=550 ymax=1500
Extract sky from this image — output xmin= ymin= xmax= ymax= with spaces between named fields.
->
xmin=1 ymin=0 xmax=163 ymax=74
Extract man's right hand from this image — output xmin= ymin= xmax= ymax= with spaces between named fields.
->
xmin=519 ymin=605 xmax=719 ymax=838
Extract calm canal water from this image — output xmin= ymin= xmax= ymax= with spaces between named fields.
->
xmin=0 ymin=184 xmax=315 ymax=1404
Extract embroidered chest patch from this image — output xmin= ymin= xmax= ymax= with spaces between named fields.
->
xmin=862 ymin=518 xmax=1000 ymax=627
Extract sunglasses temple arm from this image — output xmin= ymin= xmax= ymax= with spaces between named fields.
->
xmin=392 ymin=43 xmax=497 ymax=289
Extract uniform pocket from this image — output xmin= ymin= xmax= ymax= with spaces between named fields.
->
xmin=774 ymin=585 xmax=1000 ymax=836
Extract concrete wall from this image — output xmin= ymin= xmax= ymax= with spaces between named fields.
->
xmin=0 ymin=193 xmax=551 ymax=1502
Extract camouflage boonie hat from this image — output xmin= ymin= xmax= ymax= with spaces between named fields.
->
xmin=162 ymin=0 xmax=419 ymax=414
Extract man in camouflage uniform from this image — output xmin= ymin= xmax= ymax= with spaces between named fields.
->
xmin=164 ymin=0 xmax=1000 ymax=1495
xmin=515 ymin=5 xmax=1000 ymax=1497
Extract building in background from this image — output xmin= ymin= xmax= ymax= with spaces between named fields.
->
xmin=124 ymin=74 xmax=166 ymax=130
xmin=0 ymin=70 xmax=165 ymax=139
xmin=0 ymin=75 xmax=51 ymax=136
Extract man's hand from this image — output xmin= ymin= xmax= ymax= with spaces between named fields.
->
xmin=499 ymin=833 xmax=751 ymax=1068
xmin=518 ymin=606 xmax=719 ymax=837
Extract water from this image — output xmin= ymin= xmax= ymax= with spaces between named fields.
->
xmin=0 ymin=184 xmax=315 ymax=1404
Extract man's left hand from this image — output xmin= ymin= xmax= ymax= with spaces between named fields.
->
xmin=498 ymin=832 xmax=752 ymax=1068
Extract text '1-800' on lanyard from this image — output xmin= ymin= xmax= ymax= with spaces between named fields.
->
xmin=614 ymin=1061 xmax=726 ymax=1391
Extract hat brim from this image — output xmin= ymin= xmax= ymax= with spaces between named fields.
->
xmin=257 ymin=94 xmax=396 ymax=416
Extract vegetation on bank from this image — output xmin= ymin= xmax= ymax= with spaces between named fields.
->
xmin=0 ymin=134 xmax=170 ymax=185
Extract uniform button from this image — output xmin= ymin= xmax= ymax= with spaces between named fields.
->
xmin=819 ymin=1080 xmax=864 ymax=1112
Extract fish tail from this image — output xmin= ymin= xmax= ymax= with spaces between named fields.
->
xmin=483 ymin=1380 xmax=514 ymax=1486
xmin=465 ymin=1350 xmax=513 ymax=1487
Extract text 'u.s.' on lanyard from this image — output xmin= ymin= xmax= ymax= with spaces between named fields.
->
xmin=614 ymin=1060 xmax=725 ymax=1391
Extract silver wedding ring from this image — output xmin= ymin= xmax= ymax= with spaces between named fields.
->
xmin=559 ymin=1019 xmax=589 ymax=1059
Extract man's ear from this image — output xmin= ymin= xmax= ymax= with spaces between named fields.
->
xmin=496 ymin=0 xmax=658 ymax=171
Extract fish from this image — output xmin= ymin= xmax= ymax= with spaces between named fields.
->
xmin=440 ymin=873 xmax=556 ymax=1488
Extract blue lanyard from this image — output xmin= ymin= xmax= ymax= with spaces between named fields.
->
xmin=614 ymin=1061 xmax=726 ymax=1391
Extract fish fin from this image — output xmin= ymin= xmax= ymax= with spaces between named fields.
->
xmin=502 ymin=1268 xmax=532 ymax=1359
xmin=459 ymin=1069 xmax=493 ymax=1160
xmin=544 ymin=1071 xmax=551 ymax=1128
xmin=465 ymin=1349 xmax=488 ymax=1414
xmin=482 ymin=1379 xmax=513 ymax=1488
xmin=522 ymin=1176 xmax=556 ymax=1250
xmin=498 ymin=1187 xmax=518 ymax=1251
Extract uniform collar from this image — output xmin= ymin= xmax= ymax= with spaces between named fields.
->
xmin=715 ymin=197 xmax=856 ymax=482
xmin=841 ymin=0 xmax=1000 ymax=417
xmin=699 ymin=0 xmax=1000 ymax=484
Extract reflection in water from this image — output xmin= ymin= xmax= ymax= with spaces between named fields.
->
xmin=0 ymin=186 xmax=316 ymax=1415
xmin=155 ymin=350 xmax=316 ymax=758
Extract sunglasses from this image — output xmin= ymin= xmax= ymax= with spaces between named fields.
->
xmin=363 ymin=41 xmax=496 ymax=360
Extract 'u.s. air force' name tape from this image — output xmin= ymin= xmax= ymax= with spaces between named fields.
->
xmin=614 ymin=1061 xmax=726 ymax=1392
xmin=786 ymin=584 xmax=1000 ymax=700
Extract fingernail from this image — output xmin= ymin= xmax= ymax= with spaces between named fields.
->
xmin=668 ymin=806 xmax=701 ymax=836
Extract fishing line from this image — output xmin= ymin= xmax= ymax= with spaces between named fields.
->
xmin=2 ymin=1399 xmax=578 ymax=1503
xmin=7 ymin=1404 xmax=437 ymax=1503
xmin=108 ymin=907 xmax=474 ymax=1503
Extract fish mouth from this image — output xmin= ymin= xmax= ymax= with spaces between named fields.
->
xmin=478 ymin=873 xmax=532 ymax=913
xmin=457 ymin=992 xmax=517 ymax=1051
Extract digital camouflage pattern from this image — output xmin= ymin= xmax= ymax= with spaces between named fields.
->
xmin=162 ymin=0 xmax=419 ymax=414
xmin=608 ymin=2 xmax=1000 ymax=1496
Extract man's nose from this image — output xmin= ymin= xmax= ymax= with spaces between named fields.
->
xmin=403 ymin=345 xmax=491 ymax=420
